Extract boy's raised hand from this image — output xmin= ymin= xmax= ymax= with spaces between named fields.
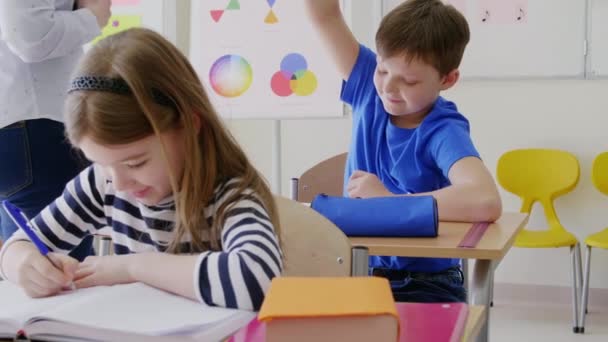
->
xmin=347 ymin=170 xmax=392 ymax=198
xmin=305 ymin=0 xmax=359 ymax=81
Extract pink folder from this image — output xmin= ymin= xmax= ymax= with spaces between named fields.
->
xmin=227 ymin=318 xmax=265 ymax=342
xmin=228 ymin=302 xmax=468 ymax=342
xmin=397 ymin=302 xmax=469 ymax=342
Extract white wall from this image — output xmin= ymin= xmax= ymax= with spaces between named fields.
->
xmin=180 ymin=1 xmax=608 ymax=289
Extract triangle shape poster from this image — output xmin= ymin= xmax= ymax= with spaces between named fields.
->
xmin=190 ymin=0 xmax=344 ymax=119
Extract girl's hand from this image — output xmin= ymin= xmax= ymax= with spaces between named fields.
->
xmin=74 ymin=255 xmax=135 ymax=288
xmin=17 ymin=250 xmax=78 ymax=298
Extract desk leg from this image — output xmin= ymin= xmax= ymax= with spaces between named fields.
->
xmin=351 ymin=246 xmax=369 ymax=276
xmin=471 ymin=259 xmax=494 ymax=342
xmin=462 ymin=258 xmax=469 ymax=301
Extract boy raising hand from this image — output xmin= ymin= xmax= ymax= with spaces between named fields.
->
xmin=305 ymin=0 xmax=502 ymax=303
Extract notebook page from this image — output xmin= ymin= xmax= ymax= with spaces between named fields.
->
xmin=33 ymin=282 xmax=249 ymax=336
xmin=0 ymin=281 xmax=101 ymax=329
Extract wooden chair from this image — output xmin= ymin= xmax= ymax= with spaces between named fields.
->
xmin=275 ymin=195 xmax=355 ymax=276
xmin=290 ymin=153 xmax=348 ymax=202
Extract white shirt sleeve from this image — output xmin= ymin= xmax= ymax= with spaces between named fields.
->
xmin=0 ymin=0 xmax=100 ymax=63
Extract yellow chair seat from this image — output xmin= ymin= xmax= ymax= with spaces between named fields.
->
xmin=515 ymin=229 xmax=578 ymax=248
xmin=585 ymin=228 xmax=608 ymax=249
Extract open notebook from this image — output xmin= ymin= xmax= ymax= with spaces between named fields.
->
xmin=0 ymin=281 xmax=255 ymax=342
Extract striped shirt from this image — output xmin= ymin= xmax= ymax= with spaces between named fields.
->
xmin=0 ymin=165 xmax=282 ymax=311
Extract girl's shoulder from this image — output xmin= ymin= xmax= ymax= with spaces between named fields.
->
xmin=210 ymin=178 xmax=265 ymax=212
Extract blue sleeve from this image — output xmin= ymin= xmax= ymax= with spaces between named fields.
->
xmin=340 ymin=44 xmax=377 ymax=112
xmin=426 ymin=120 xmax=481 ymax=179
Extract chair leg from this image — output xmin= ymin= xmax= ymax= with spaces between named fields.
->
xmin=570 ymin=243 xmax=581 ymax=333
xmin=489 ymin=274 xmax=494 ymax=307
xmin=579 ymin=245 xmax=592 ymax=334
xmin=290 ymin=178 xmax=299 ymax=201
xmin=97 ymin=236 xmax=112 ymax=256
xmin=462 ymin=258 xmax=469 ymax=301
xmin=577 ymin=243 xmax=583 ymax=296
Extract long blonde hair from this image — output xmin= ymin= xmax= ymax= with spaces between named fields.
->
xmin=64 ymin=28 xmax=279 ymax=253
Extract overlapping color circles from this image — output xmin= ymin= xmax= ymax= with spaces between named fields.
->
xmin=271 ymin=53 xmax=318 ymax=97
xmin=209 ymin=55 xmax=253 ymax=98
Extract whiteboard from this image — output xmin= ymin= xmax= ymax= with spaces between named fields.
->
xmin=87 ymin=0 xmax=177 ymax=47
xmin=588 ymin=0 xmax=608 ymax=78
xmin=380 ymin=0 xmax=587 ymax=80
xmin=189 ymin=0 xmax=344 ymax=119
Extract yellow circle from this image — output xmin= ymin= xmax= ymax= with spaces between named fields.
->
xmin=290 ymin=70 xmax=318 ymax=96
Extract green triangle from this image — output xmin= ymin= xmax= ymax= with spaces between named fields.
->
xmin=226 ymin=0 xmax=240 ymax=10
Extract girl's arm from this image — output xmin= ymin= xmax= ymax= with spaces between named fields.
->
xmin=75 ymin=194 xmax=282 ymax=311
xmin=0 ymin=166 xmax=107 ymax=280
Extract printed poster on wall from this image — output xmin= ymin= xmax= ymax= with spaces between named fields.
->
xmin=190 ymin=0 xmax=344 ymax=119
xmin=89 ymin=0 xmax=174 ymax=46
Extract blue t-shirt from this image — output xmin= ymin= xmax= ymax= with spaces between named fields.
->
xmin=341 ymin=45 xmax=480 ymax=273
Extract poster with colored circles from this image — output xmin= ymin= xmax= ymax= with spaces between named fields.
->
xmin=190 ymin=0 xmax=343 ymax=119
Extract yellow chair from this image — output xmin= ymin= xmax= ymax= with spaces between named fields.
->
xmin=496 ymin=148 xmax=582 ymax=333
xmin=579 ymin=152 xmax=608 ymax=333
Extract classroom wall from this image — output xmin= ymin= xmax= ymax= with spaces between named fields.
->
xmin=179 ymin=1 xmax=608 ymax=289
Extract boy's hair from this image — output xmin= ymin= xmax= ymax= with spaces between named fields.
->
xmin=64 ymin=28 xmax=280 ymax=253
xmin=376 ymin=0 xmax=470 ymax=76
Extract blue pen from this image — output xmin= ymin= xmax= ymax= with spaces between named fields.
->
xmin=2 ymin=200 xmax=75 ymax=290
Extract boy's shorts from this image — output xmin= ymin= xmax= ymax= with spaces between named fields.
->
xmin=371 ymin=266 xmax=467 ymax=303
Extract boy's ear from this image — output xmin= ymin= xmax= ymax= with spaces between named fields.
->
xmin=440 ymin=69 xmax=460 ymax=90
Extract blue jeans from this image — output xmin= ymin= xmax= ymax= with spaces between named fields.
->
xmin=371 ymin=266 xmax=467 ymax=303
xmin=0 ymin=119 xmax=93 ymax=261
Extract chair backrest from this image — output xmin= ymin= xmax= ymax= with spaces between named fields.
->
xmin=294 ymin=153 xmax=347 ymax=203
xmin=592 ymin=152 xmax=608 ymax=195
xmin=274 ymin=195 xmax=351 ymax=277
xmin=496 ymin=148 xmax=579 ymax=229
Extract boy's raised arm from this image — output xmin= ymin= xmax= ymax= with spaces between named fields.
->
xmin=305 ymin=0 xmax=360 ymax=81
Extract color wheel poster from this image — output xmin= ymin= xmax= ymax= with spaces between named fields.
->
xmin=190 ymin=0 xmax=344 ymax=119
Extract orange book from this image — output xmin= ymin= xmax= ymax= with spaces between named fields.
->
xmin=259 ymin=277 xmax=399 ymax=342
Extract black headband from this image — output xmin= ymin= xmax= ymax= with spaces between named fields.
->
xmin=68 ymin=76 xmax=174 ymax=108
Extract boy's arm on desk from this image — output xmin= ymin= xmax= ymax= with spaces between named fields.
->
xmin=410 ymin=157 xmax=502 ymax=223
xmin=347 ymin=157 xmax=502 ymax=223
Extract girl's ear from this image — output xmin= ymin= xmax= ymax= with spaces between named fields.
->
xmin=193 ymin=111 xmax=202 ymax=133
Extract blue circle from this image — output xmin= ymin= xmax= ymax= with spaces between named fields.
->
xmin=280 ymin=53 xmax=307 ymax=74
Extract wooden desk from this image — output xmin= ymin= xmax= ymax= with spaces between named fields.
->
xmin=348 ymin=212 xmax=528 ymax=342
